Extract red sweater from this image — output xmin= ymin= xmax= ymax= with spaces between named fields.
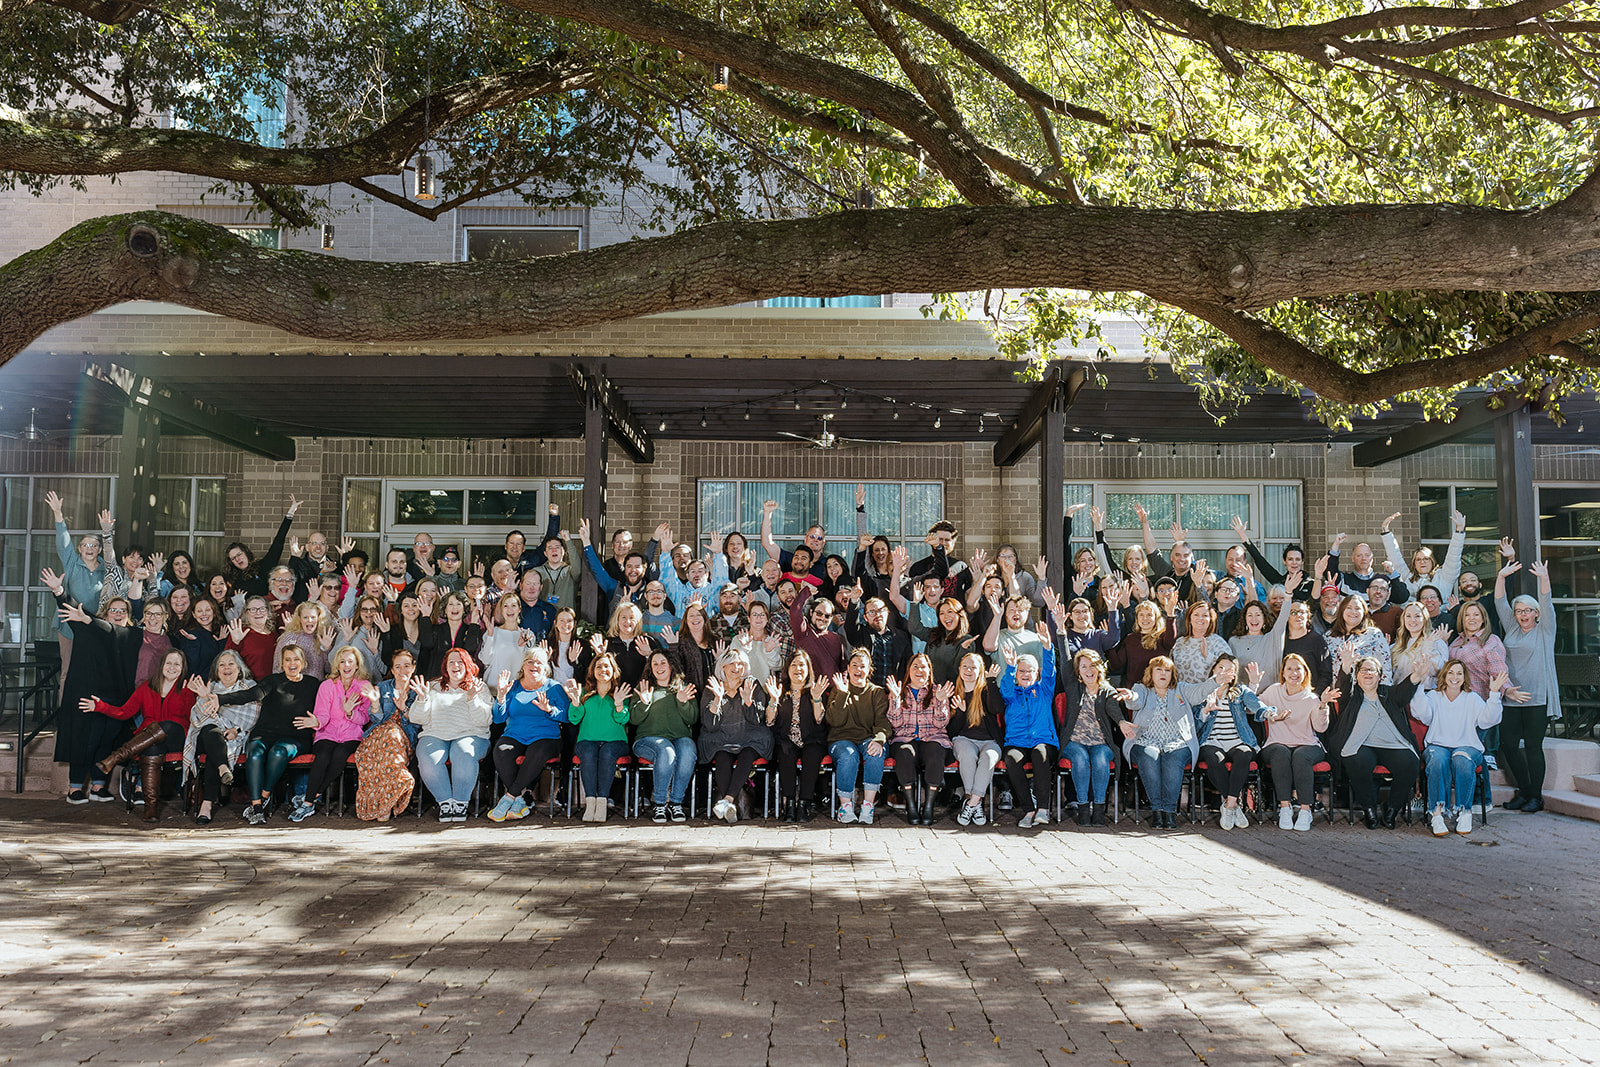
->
xmin=229 ymin=628 xmax=277 ymax=681
xmin=96 ymin=683 xmax=196 ymax=733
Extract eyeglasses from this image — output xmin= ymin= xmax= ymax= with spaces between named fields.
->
xmin=107 ymin=607 xmax=128 ymax=616
xmin=248 ymin=607 xmax=269 ymax=614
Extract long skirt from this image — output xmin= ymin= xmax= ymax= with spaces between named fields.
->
xmin=352 ymin=721 xmax=415 ymax=822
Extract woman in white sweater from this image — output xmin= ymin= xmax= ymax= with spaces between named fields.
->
xmin=408 ymin=649 xmax=510 ymax=822
xmin=1410 ymin=658 xmax=1506 ymax=837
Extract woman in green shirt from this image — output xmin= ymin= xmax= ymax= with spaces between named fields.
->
xmin=561 ymin=653 xmax=631 ymax=823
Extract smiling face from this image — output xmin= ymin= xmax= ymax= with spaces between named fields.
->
xmin=216 ymin=654 xmax=240 ymax=686
xmin=1014 ymin=655 xmax=1039 ymax=688
xmin=846 ymin=653 xmax=870 ymax=687
xmin=1076 ymin=652 xmax=1101 ymax=686
xmin=1213 ymin=581 xmax=1239 ymax=613
xmin=1287 ymin=602 xmax=1311 ymax=635
xmin=1458 ymin=602 xmax=1487 ymax=636
xmin=958 ymin=653 xmax=983 ymax=689
xmin=281 ymin=646 xmax=306 ymax=679
xmin=650 ymin=651 xmax=674 ymax=685
xmin=1367 ymin=579 xmax=1391 ymax=611
xmin=1513 ymin=601 xmax=1539 ymax=631
xmin=938 ymin=600 xmax=963 ymax=632
xmin=1281 ymin=657 xmax=1306 ymax=692
xmin=787 ymin=654 xmax=810 ymax=688
xmin=192 ymin=599 xmax=216 ymax=628
xmin=168 ymin=586 xmax=191 ymax=618
xmin=1211 ymin=657 xmax=1237 ymax=685
xmin=1442 ymin=661 xmax=1467 ymax=692
xmin=76 ymin=535 xmax=101 ymax=566
xmin=1242 ymin=603 xmax=1266 ymax=634
xmin=1340 ymin=598 xmax=1366 ymax=629
xmin=906 ymin=656 xmax=931 ymax=689
xmin=520 ymin=650 xmax=549 ymax=686
xmin=1356 ymin=659 xmax=1382 ymax=691
xmin=1185 ymin=603 xmax=1211 ymax=638
xmin=1003 ymin=598 xmax=1029 ymax=629
xmin=1352 ymin=543 xmax=1375 ymax=573
xmin=158 ymin=649 xmax=185 ymax=683
xmin=228 ymin=545 xmax=250 ymax=570
xmin=209 ymin=574 xmax=230 ymax=600
xmin=245 ymin=598 xmax=270 ymax=629
xmin=1402 ymin=603 xmax=1427 ymax=636
xmin=141 ymin=603 xmax=168 ymax=633
xmin=335 ymin=647 xmax=359 ymax=679
xmin=721 ymin=657 xmax=747 ymax=687
xmin=444 ymin=651 xmax=471 ymax=685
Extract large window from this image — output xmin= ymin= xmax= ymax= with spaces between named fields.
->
xmin=344 ymin=478 xmax=583 ymax=572
xmin=0 ymin=476 xmax=115 ymax=660
xmin=1417 ymin=484 xmax=1503 ymax=581
xmin=464 ymin=227 xmax=581 ymax=261
xmin=697 ymin=480 xmax=944 ymax=564
xmin=762 ymin=295 xmax=884 ymax=308
xmin=153 ymin=477 xmax=228 ymax=574
xmin=1081 ymin=481 xmax=1302 ymax=570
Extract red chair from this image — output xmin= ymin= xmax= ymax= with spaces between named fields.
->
xmin=1192 ymin=756 xmax=1262 ymax=826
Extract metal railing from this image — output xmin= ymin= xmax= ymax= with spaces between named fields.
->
xmin=1 ymin=659 xmax=61 ymax=792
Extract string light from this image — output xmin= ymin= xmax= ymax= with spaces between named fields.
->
xmin=320 ymin=224 xmax=334 ymax=250
xmin=933 ymin=416 xmax=941 ymax=429
xmin=1170 ymin=444 xmax=1177 ymax=457
xmin=1269 ymin=443 xmax=1276 ymax=459
xmin=658 ymin=419 xmax=667 ymax=432
xmin=1136 ymin=444 xmax=1143 ymax=457
xmin=712 ymin=64 xmax=730 ymax=90
xmin=700 ymin=409 xmax=708 ymax=428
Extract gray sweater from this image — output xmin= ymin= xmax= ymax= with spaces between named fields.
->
xmin=1495 ymin=589 xmax=1562 ymax=719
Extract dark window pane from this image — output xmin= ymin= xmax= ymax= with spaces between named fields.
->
xmin=3 ymin=589 xmax=22 ymax=644
xmin=741 ymin=483 xmax=815 ymax=541
xmin=155 ymin=479 xmax=190 ymax=531
xmin=1418 ymin=486 xmax=1452 ymax=540
xmin=1539 ymin=487 xmax=1600 ymax=543
xmin=468 ymin=489 xmax=544 ymax=525
xmin=394 ymin=489 xmax=463 ymax=526
xmin=1106 ymin=493 xmax=1173 ymax=531
xmin=27 ymin=590 xmax=56 ymax=642
xmin=1553 ymin=604 xmax=1599 ymax=656
xmin=0 ymin=535 xmax=25 ymax=586
xmin=227 ymin=226 xmax=280 ymax=249
xmin=1543 ymin=544 xmax=1600 ymax=601
xmin=548 ymin=483 xmax=584 ymax=530
xmin=192 ymin=536 xmax=228 ymax=574
xmin=1455 ymin=487 xmax=1499 ymax=541
xmin=194 ymin=479 xmax=226 ymax=531
xmin=3 ymin=478 xmax=28 ymax=529
xmin=465 ymin=228 xmax=580 ymax=261
xmin=344 ymin=480 xmax=380 ymax=534
xmin=700 ymin=482 xmax=737 ymax=537
xmin=32 ymin=478 xmax=111 ymax=529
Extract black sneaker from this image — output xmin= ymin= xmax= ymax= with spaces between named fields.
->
xmin=67 ymin=789 xmax=89 ymax=805
xmin=653 ymin=805 xmax=669 ymax=824
xmin=668 ymin=804 xmax=688 ymax=823
xmin=88 ymin=786 xmax=115 ymax=803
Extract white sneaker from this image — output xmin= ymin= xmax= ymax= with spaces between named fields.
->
xmin=858 ymin=803 xmax=875 ymax=825
xmin=1455 ymin=809 xmax=1473 ymax=835
xmin=1032 ymin=809 xmax=1051 ymax=827
xmin=836 ymin=799 xmax=856 ymax=824
xmin=1430 ymin=810 xmax=1448 ymax=837
xmin=712 ymin=797 xmax=734 ymax=823
xmin=1017 ymin=811 xmax=1035 ymax=829
xmin=488 ymin=794 xmax=516 ymax=823
xmin=1219 ymin=806 xmax=1234 ymax=830
xmin=956 ymin=803 xmax=975 ymax=826
xmin=971 ymin=804 xmax=987 ymax=826
xmin=1294 ymin=808 xmax=1312 ymax=832
xmin=1278 ymin=807 xmax=1294 ymax=830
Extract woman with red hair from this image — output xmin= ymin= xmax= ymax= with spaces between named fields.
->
xmin=407 ymin=648 xmax=511 ymax=822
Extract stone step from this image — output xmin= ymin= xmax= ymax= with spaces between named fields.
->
xmin=1543 ymin=788 xmax=1600 ymax=823
xmin=1488 ymin=738 xmax=1600 ymax=794
xmin=1574 ymin=773 xmax=1600 ymax=799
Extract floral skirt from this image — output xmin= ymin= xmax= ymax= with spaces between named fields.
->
xmin=352 ymin=722 xmax=414 ymax=821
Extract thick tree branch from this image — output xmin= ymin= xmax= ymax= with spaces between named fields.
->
xmin=13 ymin=199 xmax=1600 ymax=366
xmin=1162 ymin=293 xmax=1600 ymax=404
xmin=0 ymin=58 xmax=597 ymax=183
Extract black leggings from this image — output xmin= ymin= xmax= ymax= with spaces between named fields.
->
xmin=303 ymin=738 xmax=361 ymax=804
xmin=494 ymin=736 xmax=563 ymax=797
xmin=775 ymin=738 xmax=826 ymax=802
xmin=1004 ymin=743 xmax=1057 ymax=812
xmin=1498 ymin=704 xmax=1548 ymax=801
xmin=1343 ymin=746 xmax=1419 ymax=809
xmin=69 ymin=714 xmax=128 ymax=788
xmin=1200 ymin=744 xmax=1255 ymax=800
xmin=892 ymin=739 xmax=950 ymax=791
xmin=1262 ymin=742 xmax=1325 ymax=805
xmin=196 ymin=725 xmax=233 ymax=804
xmin=710 ymin=749 xmax=760 ymax=800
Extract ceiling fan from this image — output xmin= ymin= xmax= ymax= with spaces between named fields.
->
xmin=0 ymin=408 xmax=58 ymax=444
xmin=777 ymin=414 xmax=901 ymax=449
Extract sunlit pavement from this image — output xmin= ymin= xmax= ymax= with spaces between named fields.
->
xmin=0 ymin=797 xmax=1596 ymax=1066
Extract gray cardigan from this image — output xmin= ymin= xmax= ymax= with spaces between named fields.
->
xmin=1495 ymin=589 xmax=1562 ymax=720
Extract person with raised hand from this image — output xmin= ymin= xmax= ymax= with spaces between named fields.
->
xmin=884 ymin=655 xmax=955 ymax=826
xmin=1255 ymin=655 xmax=1334 ymax=832
xmin=824 ymin=649 xmax=891 ymax=825
xmin=768 ymin=650 xmax=830 ymax=823
xmin=1059 ymin=649 xmax=1129 ymax=828
xmin=486 ymin=647 xmax=571 ymax=823
xmin=1382 ymin=509 xmax=1468 ymax=607
xmin=627 ymin=649 xmax=698 ymax=824
xmin=1412 ymin=661 xmax=1506 ymax=835
xmin=408 ymin=649 xmax=508 ymax=823
xmin=45 ymin=490 xmax=115 ymax=688
xmin=1494 ymin=549 xmax=1560 ymax=813
xmin=697 ymin=648 xmax=772 ymax=824
xmin=285 ymin=645 xmax=377 ymax=823
xmin=181 ymin=650 xmax=258 ymax=826
xmin=1121 ymin=655 xmax=1195 ymax=831
xmin=998 ymin=633 xmax=1058 ymax=830
xmin=82 ymin=647 xmax=196 ymax=822
xmin=563 ymin=652 xmax=632 ymax=823
xmin=1327 ymin=645 xmax=1422 ymax=830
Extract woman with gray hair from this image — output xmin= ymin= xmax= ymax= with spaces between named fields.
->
xmin=1494 ymin=545 xmax=1560 ymax=813
xmin=700 ymin=648 xmax=772 ymax=823
xmin=181 ymin=649 xmax=259 ymax=825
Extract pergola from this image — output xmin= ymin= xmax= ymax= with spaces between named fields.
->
xmin=2 ymin=348 xmax=1594 ymax=619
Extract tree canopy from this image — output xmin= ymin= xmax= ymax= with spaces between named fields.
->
xmin=3 ymin=0 xmax=1600 ymax=426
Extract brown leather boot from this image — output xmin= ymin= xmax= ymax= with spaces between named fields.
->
xmin=140 ymin=753 xmax=163 ymax=822
xmin=97 ymin=723 xmax=167 ymax=776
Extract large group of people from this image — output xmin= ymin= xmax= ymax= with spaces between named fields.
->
xmin=43 ymin=486 xmax=1563 ymax=836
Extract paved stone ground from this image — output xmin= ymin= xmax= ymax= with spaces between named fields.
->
xmin=0 ymin=797 xmax=1596 ymax=1066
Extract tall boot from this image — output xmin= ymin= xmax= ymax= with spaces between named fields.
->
xmin=97 ymin=722 xmax=167 ymax=776
xmin=921 ymin=792 xmax=940 ymax=826
xmin=140 ymin=753 xmax=163 ymax=822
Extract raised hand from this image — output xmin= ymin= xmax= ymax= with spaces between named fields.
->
xmin=1130 ymin=572 xmax=1150 ymax=601
xmin=855 ymin=482 xmax=866 ymax=508
xmin=1337 ymin=642 xmax=1356 ymax=672
xmin=560 ymin=677 xmax=583 ymax=704
xmin=1380 ymin=512 xmax=1401 ymax=534
xmin=764 ymin=678 xmax=782 ymax=706
xmin=1111 ymin=686 xmax=1134 ymax=703
xmin=577 ymin=517 xmax=591 ymax=545
xmin=414 ymin=556 xmax=435 ymax=576
xmin=39 ymin=567 xmax=64 ymax=595
xmin=1410 ymin=658 xmax=1430 ymax=684
xmin=883 ymin=675 xmax=901 ymax=701
xmin=289 ymin=536 xmax=303 ymax=558
xmin=344 ymin=561 xmax=361 ymax=587
xmin=1314 ymin=554 xmax=1330 ymax=578
xmin=1498 ymin=561 xmax=1522 ymax=578
xmin=1230 ymin=515 xmax=1249 ymax=542
xmin=987 ymin=663 xmax=1003 ymax=680
xmin=1000 ymin=643 xmax=1018 ymax=667
xmin=933 ymin=681 xmax=956 ymax=706
xmin=1529 ymin=560 xmax=1549 ymax=580
xmin=1499 ymin=536 xmax=1516 ymax=560
xmin=1332 ymin=532 xmax=1347 ymax=550
xmin=1064 ymin=502 xmax=1087 ymax=519
xmin=305 ymin=579 xmax=320 ymax=602
xmin=809 ymin=677 xmax=830 ymax=702
xmin=372 ymin=613 xmax=390 ymax=634
xmin=634 ymin=635 xmax=650 ymax=656
xmin=408 ymin=676 xmax=429 ymax=700
xmin=1429 ymin=623 xmax=1451 ymax=644
xmin=1169 ymin=520 xmax=1187 ymax=545
xmin=1033 ymin=554 xmax=1048 ymax=581
xmin=707 ymin=676 xmax=727 ymax=703
xmin=226 ymin=617 xmax=246 ymax=643
xmin=286 ymin=495 xmax=303 ymax=518
xmin=279 ymin=610 xmax=294 ymax=631
xmin=1035 ymin=620 xmax=1051 ymax=641
xmin=1071 ymin=573 xmax=1090 ymax=596
xmin=762 ymin=499 xmax=779 ymax=516
xmin=97 ymin=509 xmax=114 ymax=531
xmin=1319 ymin=686 xmax=1340 ymax=706
xmin=616 ymin=682 xmax=634 ymax=703
xmin=653 ymin=521 xmax=672 ymax=544
xmin=739 ymin=676 xmax=757 ymax=704
xmin=318 ymin=622 xmax=337 ymax=650
xmin=832 ymin=672 xmax=848 ymax=693
xmin=473 ymin=559 xmax=485 ymax=578
xmin=676 ymin=682 xmax=697 ymax=703
xmin=43 ymin=490 xmax=64 ymax=520
xmin=890 ymin=544 xmax=910 ymax=573
xmin=1244 ymin=662 xmax=1263 ymax=687
xmin=361 ymin=630 xmax=379 ymax=654
xmin=1133 ymin=502 xmax=1149 ymax=526
xmin=338 ymin=537 xmax=356 ymax=556
xmin=970 ymin=547 xmax=989 ymax=575
xmin=589 ymin=633 xmax=606 ymax=654
xmin=147 ymin=552 xmax=165 ymax=575
xmin=1089 ymin=505 xmax=1105 ymax=531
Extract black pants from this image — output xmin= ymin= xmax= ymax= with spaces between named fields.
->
xmin=494 ymin=736 xmax=563 ymax=797
xmin=710 ymin=749 xmax=760 ymax=800
xmin=1343 ymin=746 xmax=1420 ymax=809
xmin=1262 ymin=742 xmax=1325 ymax=805
xmin=1004 ymin=743 xmax=1057 ymax=812
xmin=892 ymin=739 xmax=949 ymax=791
xmin=196 ymin=725 xmax=233 ymax=804
xmin=302 ymin=738 xmax=361 ymax=804
xmin=70 ymin=715 xmax=131 ymax=787
xmin=1200 ymin=744 xmax=1255 ymax=800
xmin=775 ymin=738 xmax=826 ymax=803
xmin=1499 ymin=704 xmax=1548 ymax=800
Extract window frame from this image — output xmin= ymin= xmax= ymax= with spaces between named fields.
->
xmin=461 ymin=226 xmax=584 ymax=262
xmin=696 ymin=479 xmax=945 ymax=564
xmin=0 ymin=475 xmax=118 ymax=658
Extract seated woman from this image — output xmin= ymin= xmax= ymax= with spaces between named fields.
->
xmin=487 ymin=647 xmax=572 ymax=822
xmin=767 ymin=650 xmax=828 ymax=823
xmin=1108 ymin=599 xmax=1176 ymax=691
xmin=1059 ymin=649 xmax=1129 ymax=827
xmin=180 ymin=649 xmax=259 ymax=826
xmin=1185 ymin=653 xmax=1269 ymax=829
xmin=699 ymin=649 xmax=772 ymax=824
xmin=1171 ymin=601 xmax=1231 ymax=685
xmin=273 ymin=600 xmax=333 ymax=681
xmin=177 ymin=595 xmax=227 ymax=679
xmin=423 ymin=592 xmax=484 ymax=678
xmin=905 ymin=596 xmax=978 ymax=684
xmin=628 ymin=649 xmax=698 ymax=824
xmin=225 ymin=595 xmax=279 ymax=682
xmin=562 ymin=653 xmax=632 ymax=823
xmin=217 ymin=644 xmax=321 ymax=824
xmin=380 ymin=593 xmax=433 ymax=677
xmin=1412 ymin=659 xmax=1506 ymax=836
xmin=885 ymin=654 xmax=955 ymax=826
xmin=1326 ymin=595 xmax=1394 ymax=684
xmin=823 ymin=648 xmax=891 ymax=825
xmin=82 ymin=647 xmax=195 ymax=822
xmin=287 ymin=646 xmax=376 ymax=822
xmin=1328 ymin=646 xmax=1421 ymax=829
xmin=409 ymin=649 xmax=508 ymax=822
xmin=1255 ymin=653 xmax=1333 ymax=831
xmin=950 ymin=652 xmax=1004 ymax=827
xmin=354 ymin=648 xmax=420 ymax=822
xmin=998 ymin=630 xmax=1058 ymax=830
xmin=736 ymin=600 xmax=782 ymax=683
xmin=1121 ymin=655 xmax=1196 ymax=830
xmin=605 ymin=603 xmax=652 ymax=686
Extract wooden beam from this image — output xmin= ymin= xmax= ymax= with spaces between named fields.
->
xmin=994 ymin=366 xmax=1074 ymax=467
xmin=85 ymin=362 xmax=296 ymax=461
xmin=580 ymin=374 xmax=609 ymax=624
xmin=1495 ymin=405 xmax=1539 ymax=601
xmin=116 ymin=404 xmax=161 ymax=551
xmin=1039 ymin=389 xmax=1066 ymax=593
xmin=1352 ymin=394 xmax=1527 ymax=467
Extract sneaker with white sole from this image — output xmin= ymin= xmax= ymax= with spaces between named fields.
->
xmin=971 ymin=804 xmax=987 ymax=826
xmin=1032 ymin=809 xmax=1051 ymax=827
xmin=652 ymin=804 xmax=669 ymax=824
xmin=488 ymin=794 xmax=516 ymax=822
xmin=1220 ymin=807 xmax=1236 ymax=830
xmin=1017 ymin=811 xmax=1035 ymax=829
xmin=712 ymin=797 xmax=735 ymax=823
xmin=1278 ymin=807 xmax=1294 ymax=830
xmin=67 ymin=789 xmax=89 ymax=805
xmin=836 ymin=799 xmax=856 ymax=824
xmin=669 ymin=804 xmax=687 ymax=823
xmin=858 ymin=802 xmax=875 ymax=825
xmin=1455 ymin=809 xmax=1473 ymax=835
xmin=1430 ymin=810 xmax=1448 ymax=837
xmin=956 ymin=803 xmax=975 ymax=826
xmin=506 ymin=798 xmax=531 ymax=821
xmin=451 ymin=802 xmax=469 ymax=823
xmin=1294 ymin=808 xmax=1312 ymax=832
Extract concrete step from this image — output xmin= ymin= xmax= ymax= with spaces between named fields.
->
xmin=1488 ymin=738 xmax=1600 ymax=794
xmin=0 ymin=733 xmax=67 ymax=794
xmin=1544 ymin=788 xmax=1600 ymax=823
xmin=1574 ymin=773 xmax=1600 ymax=799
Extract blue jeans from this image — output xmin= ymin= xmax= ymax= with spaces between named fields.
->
xmin=415 ymin=735 xmax=489 ymax=807
xmin=633 ymin=736 xmax=697 ymax=804
xmin=1425 ymin=744 xmax=1483 ymax=811
xmin=576 ymin=739 xmax=629 ymax=799
xmin=1062 ymin=741 xmax=1114 ymax=804
xmin=1133 ymin=745 xmax=1189 ymax=813
xmin=829 ymin=739 xmax=885 ymax=795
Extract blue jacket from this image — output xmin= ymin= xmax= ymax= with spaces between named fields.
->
xmin=999 ymin=646 xmax=1056 ymax=749
xmin=372 ymin=680 xmax=421 ymax=746
xmin=1188 ymin=683 xmax=1267 ymax=747
xmin=55 ymin=520 xmax=110 ymax=637
xmin=494 ymin=679 xmax=571 ymax=744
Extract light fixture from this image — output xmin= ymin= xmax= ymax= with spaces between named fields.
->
xmin=933 ymin=415 xmax=941 ymax=429
xmin=465 ymin=439 xmax=473 ymax=453
xmin=1385 ymin=436 xmax=1393 ymax=446
xmin=1269 ymin=443 xmax=1276 ymax=459
xmin=1137 ymin=444 xmax=1143 ymax=457
xmin=700 ymin=409 xmax=708 ymax=428
xmin=1215 ymin=443 xmax=1222 ymax=458
xmin=794 ymin=397 xmax=802 ymax=410
xmin=839 ymin=395 xmax=847 ymax=409
xmin=979 ymin=416 xmax=985 ymax=434
xmin=854 ymin=186 xmax=875 ymax=209
xmin=1170 ymin=444 xmax=1177 ymax=457
xmin=658 ymin=419 xmax=667 ymax=432
xmin=1098 ymin=439 xmax=1105 ymax=453
xmin=743 ymin=405 xmax=750 ymax=420
xmin=420 ymin=440 xmax=427 ymax=453
xmin=320 ymin=224 xmax=334 ymax=250
xmin=368 ymin=439 xmax=375 ymax=451
xmin=502 ymin=439 xmax=508 ymax=451
xmin=712 ymin=64 xmax=730 ymax=90
xmin=414 ymin=154 xmax=437 ymax=200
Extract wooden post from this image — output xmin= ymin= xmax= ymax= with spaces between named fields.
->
xmin=1039 ymin=383 xmax=1065 ymax=594
xmin=1494 ymin=404 xmax=1539 ymax=598
xmin=116 ymin=404 xmax=161 ymax=554
xmin=581 ymin=374 xmax=609 ymax=624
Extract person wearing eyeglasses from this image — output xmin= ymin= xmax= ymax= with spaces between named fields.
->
xmin=225 ymin=595 xmax=281 ymax=682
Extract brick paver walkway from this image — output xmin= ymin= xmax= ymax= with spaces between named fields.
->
xmin=0 ymin=799 xmax=1596 ymax=1066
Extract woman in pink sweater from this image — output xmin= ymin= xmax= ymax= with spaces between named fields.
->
xmin=1253 ymin=653 xmax=1334 ymax=832
xmin=286 ymin=646 xmax=374 ymax=822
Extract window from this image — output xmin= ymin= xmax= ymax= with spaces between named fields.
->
xmin=697 ymin=480 xmax=944 ymax=565
xmin=464 ymin=227 xmax=581 ymax=261
xmin=1417 ymin=484 xmax=1503 ymax=588
xmin=241 ymin=86 xmax=285 ymax=145
xmin=153 ymin=477 xmax=228 ymax=574
xmin=1536 ymin=485 xmax=1600 ymax=656
xmin=227 ymin=226 xmax=280 ymax=250
xmin=1085 ymin=481 xmax=1301 ymax=566
xmin=0 ymin=476 xmax=115 ymax=660
xmin=346 ymin=478 xmax=583 ymax=573
xmin=763 ymin=295 xmax=883 ymax=308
